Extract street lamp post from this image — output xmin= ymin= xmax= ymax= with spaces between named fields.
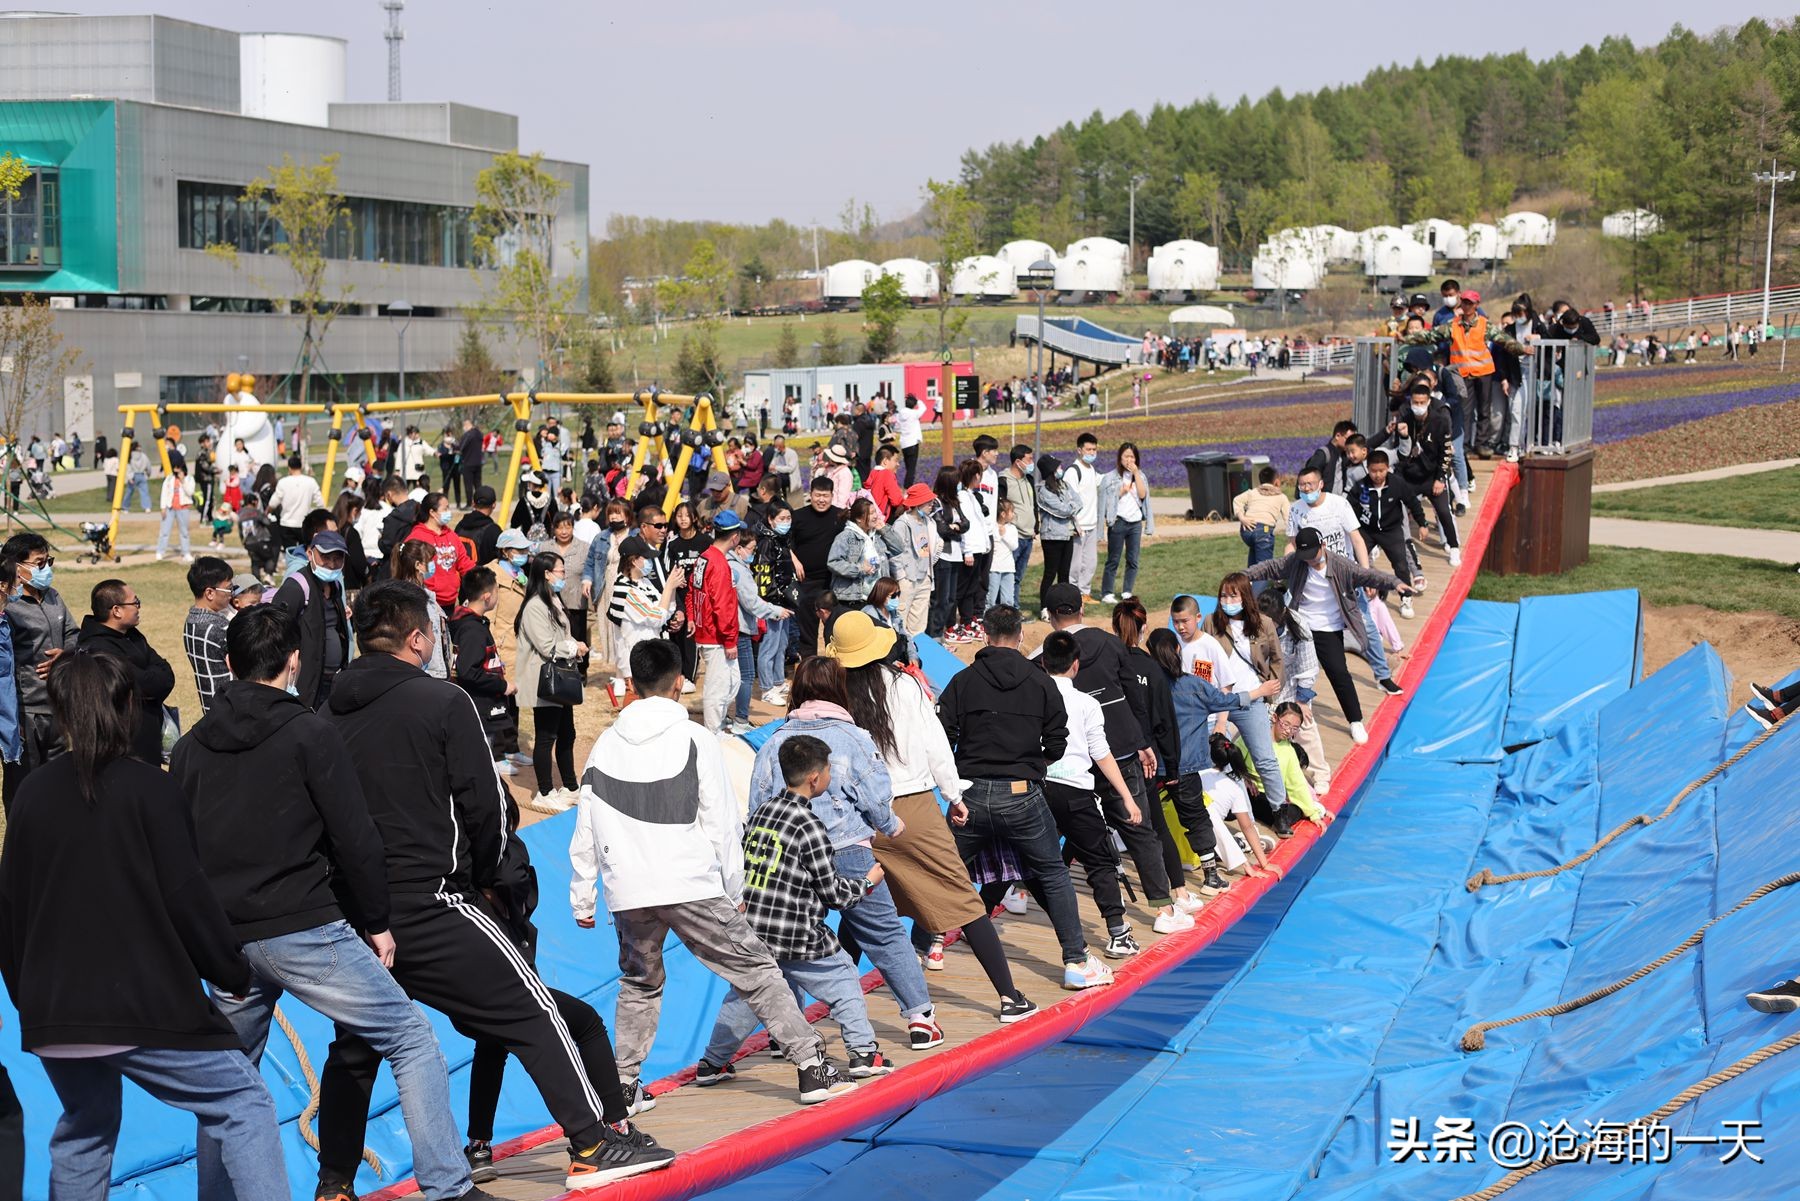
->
xmin=389 ymin=300 xmax=414 ymax=403
xmin=1026 ymin=258 xmax=1056 ymax=454
xmin=1127 ymin=173 xmax=1148 ymax=289
xmin=1755 ymin=160 xmax=1795 ymax=338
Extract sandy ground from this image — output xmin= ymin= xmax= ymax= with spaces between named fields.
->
xmin=1641 ymin=603 xmax=1800 ymax=708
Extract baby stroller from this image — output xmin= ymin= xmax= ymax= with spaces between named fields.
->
xmin=75 ymin=521 xmax=116 ymax=565
xmin=23 ymin=460 xmax=52 ymax=502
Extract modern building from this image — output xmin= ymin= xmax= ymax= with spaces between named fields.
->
xmin=0 ymin=11 xmax=588 ymax=441
xmin=741 ymin=359 xmax=973 ymax=427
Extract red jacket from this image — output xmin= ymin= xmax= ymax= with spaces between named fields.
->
xmin=686 ymin=544 xmax=738 ymax=650
xmin=867 ymin=467 xmax=904 ymax=519
xmin=404 ymin=522 xmax=474 ymax=608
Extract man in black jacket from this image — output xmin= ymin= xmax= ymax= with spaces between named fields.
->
xmin=377 ymin=474 xmax=422 ymax=564
xmin=938 ymin=604 xmax=1110 ymax=991
xmin=454 ymin=486 xmax=503 ymax=566
xmin=171 ymin=606 xmax=491 ymax=1201
xmin=77 ymin=578 xmax=174 ymax=763
xmin=1353 ymin=451 xmax=1429 ymax=602
xmin=315 ymin=581 xmax=671 ymax=1194
xmin=2 ymin=531 xmax=78 ymax=809
xmin=1374 ymin=381 xmax=1462 ymax=568
xmin=457 ymin=417 xmax=485 ymax=501
xmin=788 ymin=478 xmax=844 ymax=658
xmin=272 ymin=531 xmax=351 ymax=710
xmin=447 ymin=567 xmax=517 ymax=772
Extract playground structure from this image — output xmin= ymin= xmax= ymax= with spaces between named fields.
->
xmin=106 ymin=386 xmax=727 ymax=554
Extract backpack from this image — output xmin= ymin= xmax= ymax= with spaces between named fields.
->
xmin=264 ymin=572 xmax=312 ymax=608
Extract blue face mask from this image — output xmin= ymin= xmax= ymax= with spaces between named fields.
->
xmin=1300 ymin=490 xmax=1323 ymax=506
xmin=285 ymin=680 xmax=300 ymax=697
xmin=508 ymin=552 xmax=528 ymax=568
xmin=313 ymin=566 xmax=343 ymax=584
xmin=1081 ymin=452 xmax=1097 ymax=465
xmin=773 ymin=521 xmax=791 ymax=536
xmin=1221 ymin=600 xmax=1243 ymax=617
xmin=424 ymin=560 xmax=438 ymax=581
xmin=551 ymin=576 xmax=565 ymax=593
xmin=27 ymin=564 xmax=52 ymax=590
xmin=885 ymin=596 xmax=900 ymax=615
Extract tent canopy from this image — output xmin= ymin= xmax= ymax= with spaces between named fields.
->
xmin=1168 ymin=304 xmax=1235 ymax=325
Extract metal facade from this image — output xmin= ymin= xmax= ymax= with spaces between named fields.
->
xmin=0 ymin=15 xmax=240 ymax=112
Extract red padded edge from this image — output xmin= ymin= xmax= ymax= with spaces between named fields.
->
xmin=368 ymin=464 xmax=1518 ymax=1201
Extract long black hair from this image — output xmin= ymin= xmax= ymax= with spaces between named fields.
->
xmin=1037 ymin=453 xmax=1066 ymax=495
xmin=1146 ymin=627 xmax=1182 ymax=680
xmin=843 ymin=659 xmax=903 ymax=759
xmin=515 ymin=550 xmax=567 ymax=633
xmin=49 ymin=651 xmax=136 ymax=804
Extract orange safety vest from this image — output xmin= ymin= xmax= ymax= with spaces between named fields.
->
xmin=1447 ymin=315 xmax=1494 ymax=377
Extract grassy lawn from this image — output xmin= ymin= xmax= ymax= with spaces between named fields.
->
xmin=1591 ymin=467 xmax=1800 ymax=532
xmin=1471 ymin=546 xmax=1800 ymax=622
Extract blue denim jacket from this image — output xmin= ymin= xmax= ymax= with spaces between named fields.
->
xmin=581 ymin=528 xmax=613 ymax=592
xmin=0 ymin=614 xmax=21 ymax=763
xmin=1170 ymin=672 xmax=1248 ymax=776
xmin=749 ymin=708 xmax=898 ymax=850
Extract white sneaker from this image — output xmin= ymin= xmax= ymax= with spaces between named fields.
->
xmin=1121 ymin=591 xmax=1134 ymax=600
xmin=554 ymin=786 xmax=581 ymax=802
xmin=507 ymin=752 xmax=533 ymax=768
xmin=154 ymin=551 xmax=165 ymax=562
xmin=680 ymin=680 xmax=697 ymax=695
xmin=1173 ymin=891 xmax=1205 ymax=915
xmin=1101 ymin=593 xmax=1118 ymax=604
xmin=1505 ymin=449 xmax=1520 ymax=463
xmin=493 ymin=759 xmax=517 ymax=777
xmin=1399 ymin=597 xmax=1415 ymax=620
xmin=1448 ymin=548 xmax=1463 ymax=568
xmin=1152 ymin=907 xmax=1195 ymax=934
xmin=1000 ymin=886 xmax=1029 ymax=915
xmin=1061 ymin=954 xmax=1115 ymax=991
xmin=1349 ymin=722 xmax=1369 ymax=745
xmin=528 ymin=791 xmax=573 ymax=815
xmin=1315 ymin=782 xmax=1330 ymax=798
xmin=762 ymin=685 xmax=788 ymax=707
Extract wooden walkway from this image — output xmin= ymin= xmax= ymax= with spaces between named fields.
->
xmin=385 ymin=477 xmax=1480 ymax=1200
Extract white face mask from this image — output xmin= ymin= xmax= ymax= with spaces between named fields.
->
xmin=1410 ymin=404 xmax=1430 ymax=418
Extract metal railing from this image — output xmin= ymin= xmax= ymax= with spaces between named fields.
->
xmin=1014 ymin=315 xmax=1143 ymax=365
xmin=1586 ymin=285 xmax=1800 ymax=334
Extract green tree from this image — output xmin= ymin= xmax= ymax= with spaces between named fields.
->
xmin=921 ymin=179 xmax=982 ymax=355
xmin=208 ymin=154 xmax=352 ymax=405
xmin=473 ymin=150 xmax=581 ymax=388
xmin=434 ymin=320 xmax=510 ymax=426
xmin=0 ymin=152 xmax=28 ymax=201
xmin=575 ymin=331 xmax=615 ymax=393
xmin=673 ymin=327 xmax=724 ymax=396
xmin=773 ymin=322 xmax=801 ymax=368
xmin=815 ymin=322 xmax=848 ymax=366
xmin=1171 ymin=170 xmax=1226 ymax=244
xmin=859 ymin=273 xmax=908 ymax=363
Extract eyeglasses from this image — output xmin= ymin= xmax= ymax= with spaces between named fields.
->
xmin=646 ymin=521 xmax=667 ymax=530
xmin=115 ymin=599 xmax=142 ymax=609
xmin=24 ymin=556 xmax=53 ymax=569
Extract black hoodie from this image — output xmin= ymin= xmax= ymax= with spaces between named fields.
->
xmin=455 ymin=508 xmax=502 ymax=565
xmin=327 ymin=653 xmax=506 ymax=897
xmin=171 ymin=680 xmax=391 ymax=940
xmin=938 ymin=645 xmax=1069 ymax=782
xmin=77 ymin=615 xmax=175 ymax=763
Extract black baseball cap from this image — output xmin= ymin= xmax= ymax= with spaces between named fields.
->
xmin=471 ymin=484 xmax=496 ymax=507
xmin=1044 ymin=583 xmax=1084 ymax=614
xmin=1295 ymin=527 xmax=1324 ymax=555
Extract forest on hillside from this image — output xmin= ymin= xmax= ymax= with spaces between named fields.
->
xmin=591 ymin=19 xmax=1799 ymax=308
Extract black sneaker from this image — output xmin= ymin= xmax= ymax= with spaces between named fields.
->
xmin=1102 ymin=929 xmax=1141 ymax=959
xmin=848 ymin=1048 xmax=895 ymax=1078
xmin=999 ymin=993 xmax=1039 ymax=1024
xmin=1271 ymin=808 xmax=1295 ymax=838
xmin=315 ymin=1182 xmax=356 ymax=1201
xmin=694 ymin=1059 xmax=736 ymax=1087
xmin=1747 ymin=702 xmax=1781 ymax=730
xmin=565 ymin=1121 xmax=676 ymax=1190
xmin=1747 ymin=978 xmax=1800 ymax=1013
xmin=797 ymin=1058 xmax=857 ymax=1104
xmin=1752 ymin=681 xmax=1782 ymax=707
xmin=766 ymin=1038 xmax=783 ymax=1058
xmin=1200 ymin=866 xmax=1229 ymax=896
xmin=454 ymin=1189 xmax=503 ymax=1200
xmin=622 ymin=1077 xmax=656 ymax=1116
xmin=1453 ymin=502 xmax=1468 ymax=516
xmin=465 ymin=1139 xmax=498 ymax=1183
xmin=1378 ymin=677 xmax=1404 ymax=697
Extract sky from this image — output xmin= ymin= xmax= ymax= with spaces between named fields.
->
xmin=48 ymin=0 xmax=1797 ymax=230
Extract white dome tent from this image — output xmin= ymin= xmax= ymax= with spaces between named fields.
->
xmin=1168 ymin=304 xmax=1235 ymax=326
xmin=1304 ymin=224 xmax=1361 ymax=262
xmin=1602 ymin=208 xmax=1663 ymax=239
xmin=1146 ymin=240 xmax=1220 ymax=295
xmin=1054 ymin=237 xmax=1127 ymax=295
xmin=1499 ymin=210 xmax=1557 ymax=246
xmin=1251 ymin=248 xmax=1324 ymax=292
xmin=1405 ymin=218 xmax=1467 ymax=259
xmin=823 ymin=259 xmax=878 ymax=303
xmin=996 ymin=240 xmax=1059 ymax=275
xmin=1362 ymin=231 xmax=1432 ymax=285
xmin=1462 ymin=223 xmax=1511 ymax=262
xmin=876 ymin=258 xmax=940 ymax=299
xmin=950 ymin=254 xmax=1017 ymax=299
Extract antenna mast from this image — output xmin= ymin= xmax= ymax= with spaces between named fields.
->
xmin=382 ymin=0 xmax=405 ymax=102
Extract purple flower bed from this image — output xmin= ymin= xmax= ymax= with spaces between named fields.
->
xmin=1594 ymin=383 xmax=1797 ymax=443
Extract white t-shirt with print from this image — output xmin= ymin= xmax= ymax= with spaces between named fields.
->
xmin=1287 ymin=492 xmax=1360 ymax=559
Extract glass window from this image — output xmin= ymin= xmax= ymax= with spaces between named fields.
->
xmin=175 ymin=181 xmax=487 ymax=269
xmin=0 ymin=167 xmax=61 ymax=270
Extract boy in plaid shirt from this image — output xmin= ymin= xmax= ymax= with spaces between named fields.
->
xmin=695 ymin=735 xmax=896 ymax=1087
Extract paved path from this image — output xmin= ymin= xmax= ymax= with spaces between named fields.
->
xmin=1594 ymin=458 xmax=1799 ymax=493
xmin=1588 ymin=517 xmax=1800 ymax=563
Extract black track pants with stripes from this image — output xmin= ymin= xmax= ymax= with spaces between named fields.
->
xmin=313 ymin=890 xmax=623 ymax=1184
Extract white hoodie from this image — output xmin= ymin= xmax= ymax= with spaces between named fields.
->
xmin=569 ymin=694 xmax=742 ymax=919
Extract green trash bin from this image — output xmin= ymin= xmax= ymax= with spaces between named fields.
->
xmin=1181 ymin=452 xmax=1234 ymax=520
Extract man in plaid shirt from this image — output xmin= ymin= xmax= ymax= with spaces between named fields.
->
xmin=181 ymin=557 xmax=235 ymax=712
xmin=696 ymin=735 xmax=896 ymax=1085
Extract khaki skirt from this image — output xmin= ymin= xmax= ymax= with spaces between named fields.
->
xmin=871 ymin=790 xmax=986 ymax=931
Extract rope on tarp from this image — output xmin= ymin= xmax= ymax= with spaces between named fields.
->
xmin=1448 ymin=1030 xmax=1800 ymax=1201
xmin=1465 ymin=721 xmax=1781 ymax=893
xmin=1461 ymin=871 xmax=1800 ymax=1051
xmin=273 ymin=1005 xmax=385 ymax=1177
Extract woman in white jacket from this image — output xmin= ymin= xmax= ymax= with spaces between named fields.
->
xmin=834 ymin=612 xmax=1037 ymax=1025
xmin=155 ymin=463 xmax=196 ymax=561
xmin=951 ymin=459 xmax=992 ymax=639
xmin=515 ymin=551 xmax=587 ymax=813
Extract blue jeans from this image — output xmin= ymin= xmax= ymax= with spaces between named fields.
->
xmin=1232 ymin=698 xmax=1286 ymax=812
xmin=125 ymin=475 xmax=151 ymax=511
xmin=757 ymin=616 xmax=789 ymax=695
xmin=157 ymin=507 xmax=192 ymax=556
xmin=985 ymin=569 xmax=1016 ymax=609
xmin=41 ymin=1047 xmax=287 ymax=1201
xmin=1240 ymin=523 xmax=1275 ymax=566
xmin=1101 ymin=519 xmax=1142 ymax=596
xmin=952 ymin=779 xmax=1088 ymax=964
xmin=831 ymin=844 xmax=932 ymax=1018
xmin=1355 ymin=590 xmax=1391 ymax=682
xmin=702 ymin=949 xmax=877 ymax=1063
xmin=1011 ymin=533 xmax=1034 ymax=582
xmin=735 ymin=635 xmax=758 ymax=721
xmin=202 ymin=920 xmax=469 ymax=1201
